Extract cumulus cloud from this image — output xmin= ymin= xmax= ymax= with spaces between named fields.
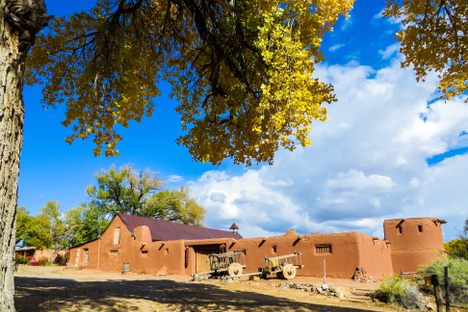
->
xmin=189 ymin=56 xmax=468 ymax=240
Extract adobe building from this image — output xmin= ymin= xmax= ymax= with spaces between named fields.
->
xmin=69 ymin=213 xmax=446 ymax=279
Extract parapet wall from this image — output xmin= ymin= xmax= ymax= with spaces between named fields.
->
xmin=227 ymin=231 xmax=394 ymax=279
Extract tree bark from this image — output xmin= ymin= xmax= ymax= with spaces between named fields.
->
xmin=0 ymin=1 xmax=48 ymax=310
xmin=0 ymin=11 xmax=23 ymax=311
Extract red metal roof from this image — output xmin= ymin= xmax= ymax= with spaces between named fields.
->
xmin=118 ymin=213 xmax=242 ymax=241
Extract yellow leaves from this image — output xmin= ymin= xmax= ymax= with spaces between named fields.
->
xmin=26 ymin=0 xmax=353 ymax=165
xmin=384 ymin=0 xmax=467 ymax=100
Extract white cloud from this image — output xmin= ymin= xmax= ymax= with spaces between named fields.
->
xmin=326 ymin=170 xmax=394 ymax=191
xmin=329 ymin=44 xmax=345 ymax=52
xmin=166 ymin=174 xmax=184 ymax=183
xmin=373 ymin=9 xmax=403 ymax=25
xmin=379 ymin=44 xmax=400 ymax=59
xmin=189 ymin=55 xmax=468 ymax=241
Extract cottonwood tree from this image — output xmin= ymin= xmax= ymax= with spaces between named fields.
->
xmin=39 ymin=201 xmax=66 ymax=250
xmin=385 ymin=0 xmax=467 ymax=100
xmin=0 ymin=0 xmax=49 ymax=309
xmin=16 ymin=202 xmax=66 ymax=250
xmin=16 ymin=207 xmax=53 ymax=250
xmin=87 ymin=166 xmax=205 ymax=225
xmin=63 ymin=203 xmax=109 ymax=247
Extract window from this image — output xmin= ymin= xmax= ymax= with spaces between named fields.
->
xmin=315 ymin=244 xmax=332 ymax=254
xmin=418 ymin=225 xmax=423 ymax=232
xmin=110 ymin=249 xmax=118 ymax=255
xmin=141 ymin=250 xmax=148 ymax=257
xmin=113 ymin=227 xmax=121 ymax=245
xmin=272 ymin=245 xmax=277 ymax=253
xmin=83 ymin=248 xmax=89 ymax=265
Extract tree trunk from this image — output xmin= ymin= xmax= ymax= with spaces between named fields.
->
xmin=0 ymin=1 xmax=48 ymax=310
xmin=0 ymin=11 xmax=23 ymax=311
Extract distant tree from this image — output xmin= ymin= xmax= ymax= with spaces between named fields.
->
xmin=87 ymin=166 xmax=163 ymax=216
xmin=39 ymin=201 xmax=67 ymax=250
xmin=87 ymin=166 xmax=205 ymax=225
xmin=147 ymin=188 xmax=206 ymax=226
xmin=445 ymin=239 xmax=468 ymax=260
xmin=445 ymin=217 xmax=468 ymax=260
xmin=63 ymin=204 xmax=109 ymax=247
xmin=16 ymin=207 xmax=53 ymax=250
xmin=463 ymin=218 xmax=468 ymax=238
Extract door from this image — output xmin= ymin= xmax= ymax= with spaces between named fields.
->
xmin=194 ymin=245 xmax=221 ymax=273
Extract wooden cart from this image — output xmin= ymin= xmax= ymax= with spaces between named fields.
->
xmin=192 ymin=250 xmax=246 ymax=280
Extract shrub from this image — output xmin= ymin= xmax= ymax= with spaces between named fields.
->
xmin=372 ymin=275 xmax=426 ymax=309
xmin=372 ymin=275 xmax=409 ymax=303
xmin=54 ymin=253 xmax=69 ymax=266
xmin=399 ymin=286 xmax=426 ymax=310
xmin=37 ymin=257 xmax=52 ymax=266
xmin=445 ymin=238 xmax=468 ymax=260
xmin=15 ymin=254 xmax=29 ymax=265
xmin=418 ymin=257 xmax=468 ymax=305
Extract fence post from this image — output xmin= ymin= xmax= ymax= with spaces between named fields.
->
xmin=322 ymin=259 xmax=327 ymax=287
xmin=444 ymin=266 xmax=450 ymax=312
xmin=431 ymin=274 xmax=444 ymax=312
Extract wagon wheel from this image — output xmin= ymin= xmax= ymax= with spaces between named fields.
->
xmin=227 ymin=262 xmax=243 ymax=277
xmin=281 ymin=263 xmax=297 ymax=280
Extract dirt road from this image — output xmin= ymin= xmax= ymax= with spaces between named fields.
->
xmin=15 ymin=266 xmax=396 ymax=311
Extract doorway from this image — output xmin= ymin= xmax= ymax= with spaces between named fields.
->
xmin=193 ymin=244 xmax=222 ymax=273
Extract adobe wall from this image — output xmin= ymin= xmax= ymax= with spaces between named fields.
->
xmin=356 ymin=234 xmax=393 ymax=279
xmin=384 ymin=218 xmax=445 ymax=273
xmin=69 ymin=239 xmax=99 ymax=269
xmin=227 ymin=231 xmax=394 ymax=279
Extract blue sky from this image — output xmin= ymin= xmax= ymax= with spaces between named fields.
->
xmin=19 ymin=0 xmax=467 ymax=241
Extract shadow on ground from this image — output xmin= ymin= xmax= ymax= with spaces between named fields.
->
xmin=15 ymin=276 xmax=374 ymax=311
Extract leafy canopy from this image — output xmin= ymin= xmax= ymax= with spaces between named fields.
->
xmin=26 ymin=0 xmax=353 ymax=164
xmin=87 ymin=166 xmax=205 ymax=225
xmin=384 ymin=0 xmax=467 ymax=100
xmin=63 ymin=204 xmax=109 ymax=247
xmin=16 ymin=203 xmax=66 ymax=250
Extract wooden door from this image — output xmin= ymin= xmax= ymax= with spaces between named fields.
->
xmin=194 ymin=245 xmax=221 ymax=273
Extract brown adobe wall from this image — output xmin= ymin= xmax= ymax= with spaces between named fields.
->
xmin=91 ymin=216 xmax=134 ymax=272
xmin=384 ymin=218 xmax=445 ymax=273
xmin=69 ymin=239 xmax=99 ymax=269
xmin=128 ymin=239 xmax=186 ymax=275
xmin=69 ymin=216 xmax=136 ymax=271
xmin=356 ymin=234 xmax=393 ymax=279
xmin=227 ymin=231 xmax=394 ymax=279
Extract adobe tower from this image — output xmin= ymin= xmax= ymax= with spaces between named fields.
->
xmin=384 ymin=218 xmax=446 ymax=273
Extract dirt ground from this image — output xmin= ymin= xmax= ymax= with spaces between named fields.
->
xmin=15 ymin=265 xmax=400 ymax=312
